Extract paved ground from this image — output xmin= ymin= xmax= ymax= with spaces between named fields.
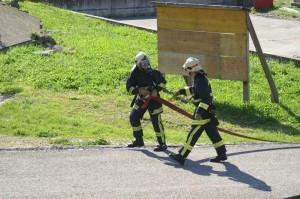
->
xmin=108 ymin=15 xmax=300 ymax=62
xmin=0 ymin=143 xmax=300 ymax=199
xmin=0 ymin=4 xmax=41 ymax=50
xmin=1 ymin=3 xmax=299 ymax=63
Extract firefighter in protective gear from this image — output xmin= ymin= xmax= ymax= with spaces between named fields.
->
xmin=169 ymin=57 xmax=227 ymax=165
xmin=126 ymin=51 xmax=167 ymax=151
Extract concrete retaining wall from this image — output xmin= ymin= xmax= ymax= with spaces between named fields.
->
xmin=35 ymin=0 xmax=254 ymax=17
xmin=292 ymin=0 xmax=300 ymax=7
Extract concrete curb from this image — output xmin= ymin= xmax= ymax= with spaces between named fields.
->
xmin=1 ymin=142 xmax=299 ymax=152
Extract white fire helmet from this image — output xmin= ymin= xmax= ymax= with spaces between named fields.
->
xmin=182 ymin=57 xmax=202 ymax=72
xmin=135 ymin=51 xmax=150 ymax=69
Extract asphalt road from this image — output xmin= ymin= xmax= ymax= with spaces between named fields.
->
xmin=1 ymin=143 xmax=300 ymax=199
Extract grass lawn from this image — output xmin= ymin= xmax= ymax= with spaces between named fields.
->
xmin=0 ymin=1 xmax=299 ymax=148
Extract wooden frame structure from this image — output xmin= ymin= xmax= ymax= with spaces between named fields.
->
xmin=154 ymin=2 xmax=279 ymax=102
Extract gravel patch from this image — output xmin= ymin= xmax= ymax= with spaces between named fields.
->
xmin=254 ymin=12 xmax=300 ymax=21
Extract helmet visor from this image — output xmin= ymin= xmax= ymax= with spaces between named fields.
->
xmin=139 ymin=59 xmax=150 ymax=69
xmin=184 ymin=66 xmax=193 ymax=71
xmin=183 ymin=63 xmax=200 ymax=72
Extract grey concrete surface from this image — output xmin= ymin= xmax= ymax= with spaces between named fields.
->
xmin=109 ymin=15 xmax=300 ymax=62
xmin=0 ymin=4 xmax=41 ymax=50
xmin=0 ymin=143 xmax=300 ymax=199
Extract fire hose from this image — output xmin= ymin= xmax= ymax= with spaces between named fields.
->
xmin=142 ymin=96 xmax=279 ymax=142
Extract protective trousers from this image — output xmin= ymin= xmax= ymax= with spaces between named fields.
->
xmin=179 ymin=121 xmax=226 ymax=158
xmin=129 ymin=103 xmax=166 ymax=145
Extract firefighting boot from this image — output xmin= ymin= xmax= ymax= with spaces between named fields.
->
xmin=153 ymin=143 xmax=167 ymax=152
xmin=127 ymin=138 xmax=144 ymax=148
xmin=169 ymin=153 xmax=186 ymax=165
xmin=209 ymin=153 xmax=227 ymax=162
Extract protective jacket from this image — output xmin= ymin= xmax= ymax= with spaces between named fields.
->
xmin=176 ymin=71 xmax=217 ymax=124
xmin=126 ymin=66 xmax=166 ymax=113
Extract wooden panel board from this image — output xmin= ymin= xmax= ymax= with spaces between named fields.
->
xmin=220 ymin=56 xmax=248 ymax=81
xmin=157 ymin=6 xmax=247 ymax=34
xmin=220 ymin=33 xmax=248 ymax=57
xmin=158 ymin=29 xmax=220 ymax=56
xmin=158 ymin=51 xmax=221 ymax=78
xmin=156 ymin=4 xmax=249 ymax=82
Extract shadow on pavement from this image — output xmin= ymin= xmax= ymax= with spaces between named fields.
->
xmin=140 ymin=145 xmax=300 ymax=191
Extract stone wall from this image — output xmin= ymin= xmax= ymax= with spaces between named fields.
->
xmin=34 ymin=0 xmax=254 ymax=17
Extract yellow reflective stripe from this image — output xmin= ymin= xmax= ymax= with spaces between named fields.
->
xmin=183 ymin=143 xmax=193 ymax=150
xmin=213 ymin=140 xmax=225 ymax=148
xmin=184 ymin=86 xmax=191 ymax=96
xmin=132 ymin=125 xmax=142 ymax=131
xmin=143 ymin=86 xmax=150 ymax=90
xmin=180 ymin=126 xmax=201 ymax=156
xmin=133 ymin=104 xmax=139 ymax=110
xmin=158 ymin=83 xmax=166 ymax=89
xmin=191 ymin=119 xmax=210 ymax=126
xmin=129 ymin=86 xmax=135 ymax=94
xmin=150 ymin=107 xmax=163 ymax=115
xmin=193 ymin=98 xmax=201 ymax=103
xmin=157 ymin=114 xmax=165 ymax=142
xmin=198 ymin=102 xmax=209 ymax=110
xmin=156 ymin=132 xmax=163 ymax=136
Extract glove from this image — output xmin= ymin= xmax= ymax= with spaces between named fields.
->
xmin=174 ymin=90 xmax=181 ymax=97
xmin=194 ymin=113 xmax=203 ymax=120
xmin=151 ymin=89 xmax=158 ymax=97
xmin=139 ymin=87 xmax=150 ymax=98
xmin=208 ymin=104 xmax=216 ymax=116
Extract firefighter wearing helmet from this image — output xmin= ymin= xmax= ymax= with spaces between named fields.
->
xmin=126 ymin=51 xmax=167 ymax=151
xmin=169 ymin=57 xmax=227 ymax=165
